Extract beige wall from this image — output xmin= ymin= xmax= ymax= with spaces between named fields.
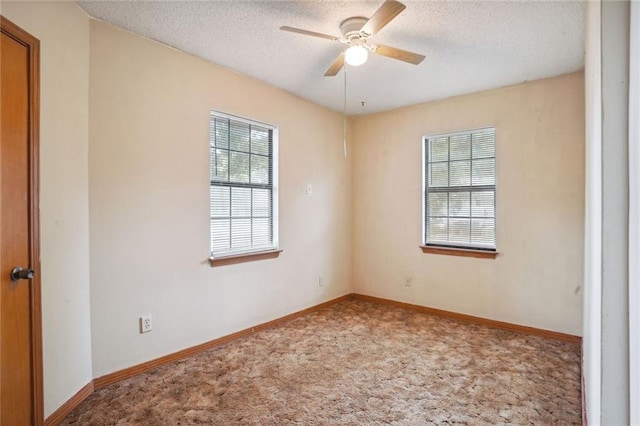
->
xmin=1 ymin=1 xmax=93 ymax=417
xmin=352 ymin=72 xmax=585 ymax=335
xmin=89 ymin=21 xmax=352 ymax=377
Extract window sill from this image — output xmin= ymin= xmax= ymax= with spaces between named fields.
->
xmin=419 ymin=245 xmax=498 ymax=259
xmin=209 ymin=249 xmax=282 ymax=267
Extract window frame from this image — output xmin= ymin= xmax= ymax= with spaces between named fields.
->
xmin=421 ymin=127 xmax=497 ymax=254
xmin=209 ymin=111 xmax=279 ymax=262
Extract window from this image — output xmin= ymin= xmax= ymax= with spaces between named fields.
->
xmin=422 ymin=127 xmax=496 ymax=251
xmin=210 ymin=112 xmax=278 ymax=258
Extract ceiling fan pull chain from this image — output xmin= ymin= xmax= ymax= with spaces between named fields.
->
xmin=343 ymin=67 xmax=348 ymax=158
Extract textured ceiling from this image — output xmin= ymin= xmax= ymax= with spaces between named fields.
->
xmin=76 ymin=0 xmax=585 ymax=116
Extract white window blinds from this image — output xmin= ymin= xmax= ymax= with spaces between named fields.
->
xmin=210 ymin=112 xmax=277 ymax=256
xmin=423 ymin=128 xmax=496 ymax=250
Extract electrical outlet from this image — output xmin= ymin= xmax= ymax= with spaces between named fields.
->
xmin=140 ymin=314 xmax=152 ymax=333
xmin=404 ymin=276 xmax=413 ymax=287
xmin=318 ymin=276 xmax=324 ymax=287
xmin=306 ymin=183 xmax=313 ymax=196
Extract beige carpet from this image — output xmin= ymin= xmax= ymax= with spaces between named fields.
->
xmin=62 ymin=299 xmax=582 ymax=425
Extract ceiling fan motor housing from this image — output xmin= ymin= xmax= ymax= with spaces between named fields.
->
xmin=340 ymin=17 xmax=369 ymax=39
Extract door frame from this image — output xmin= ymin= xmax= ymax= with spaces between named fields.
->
xmin=629 ymin=1 xmax=640 ymax=423
xmin=0 ymin=15 xmax=42 ymax=425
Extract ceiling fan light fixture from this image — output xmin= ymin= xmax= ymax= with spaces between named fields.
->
xmin=345 ymin=45 xmax=368 ymax=66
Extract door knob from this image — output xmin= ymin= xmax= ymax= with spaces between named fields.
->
xmin=10 ymin=267 xmax=34 ymax=281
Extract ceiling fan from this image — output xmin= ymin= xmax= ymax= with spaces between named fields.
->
xmin=280 ymin=0 xmax=425 ymax=77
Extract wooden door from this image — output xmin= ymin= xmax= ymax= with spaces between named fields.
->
xmin=0 ymin=16 xmax=42 ymax=425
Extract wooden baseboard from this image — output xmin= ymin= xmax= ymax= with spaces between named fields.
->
xmin=44 ymin=381 xmax=93 ymax=426
xmin=351 ymin=293 xmax=582 ymax=344
xmin=94 ymin=293 xmax=351 ymax=389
